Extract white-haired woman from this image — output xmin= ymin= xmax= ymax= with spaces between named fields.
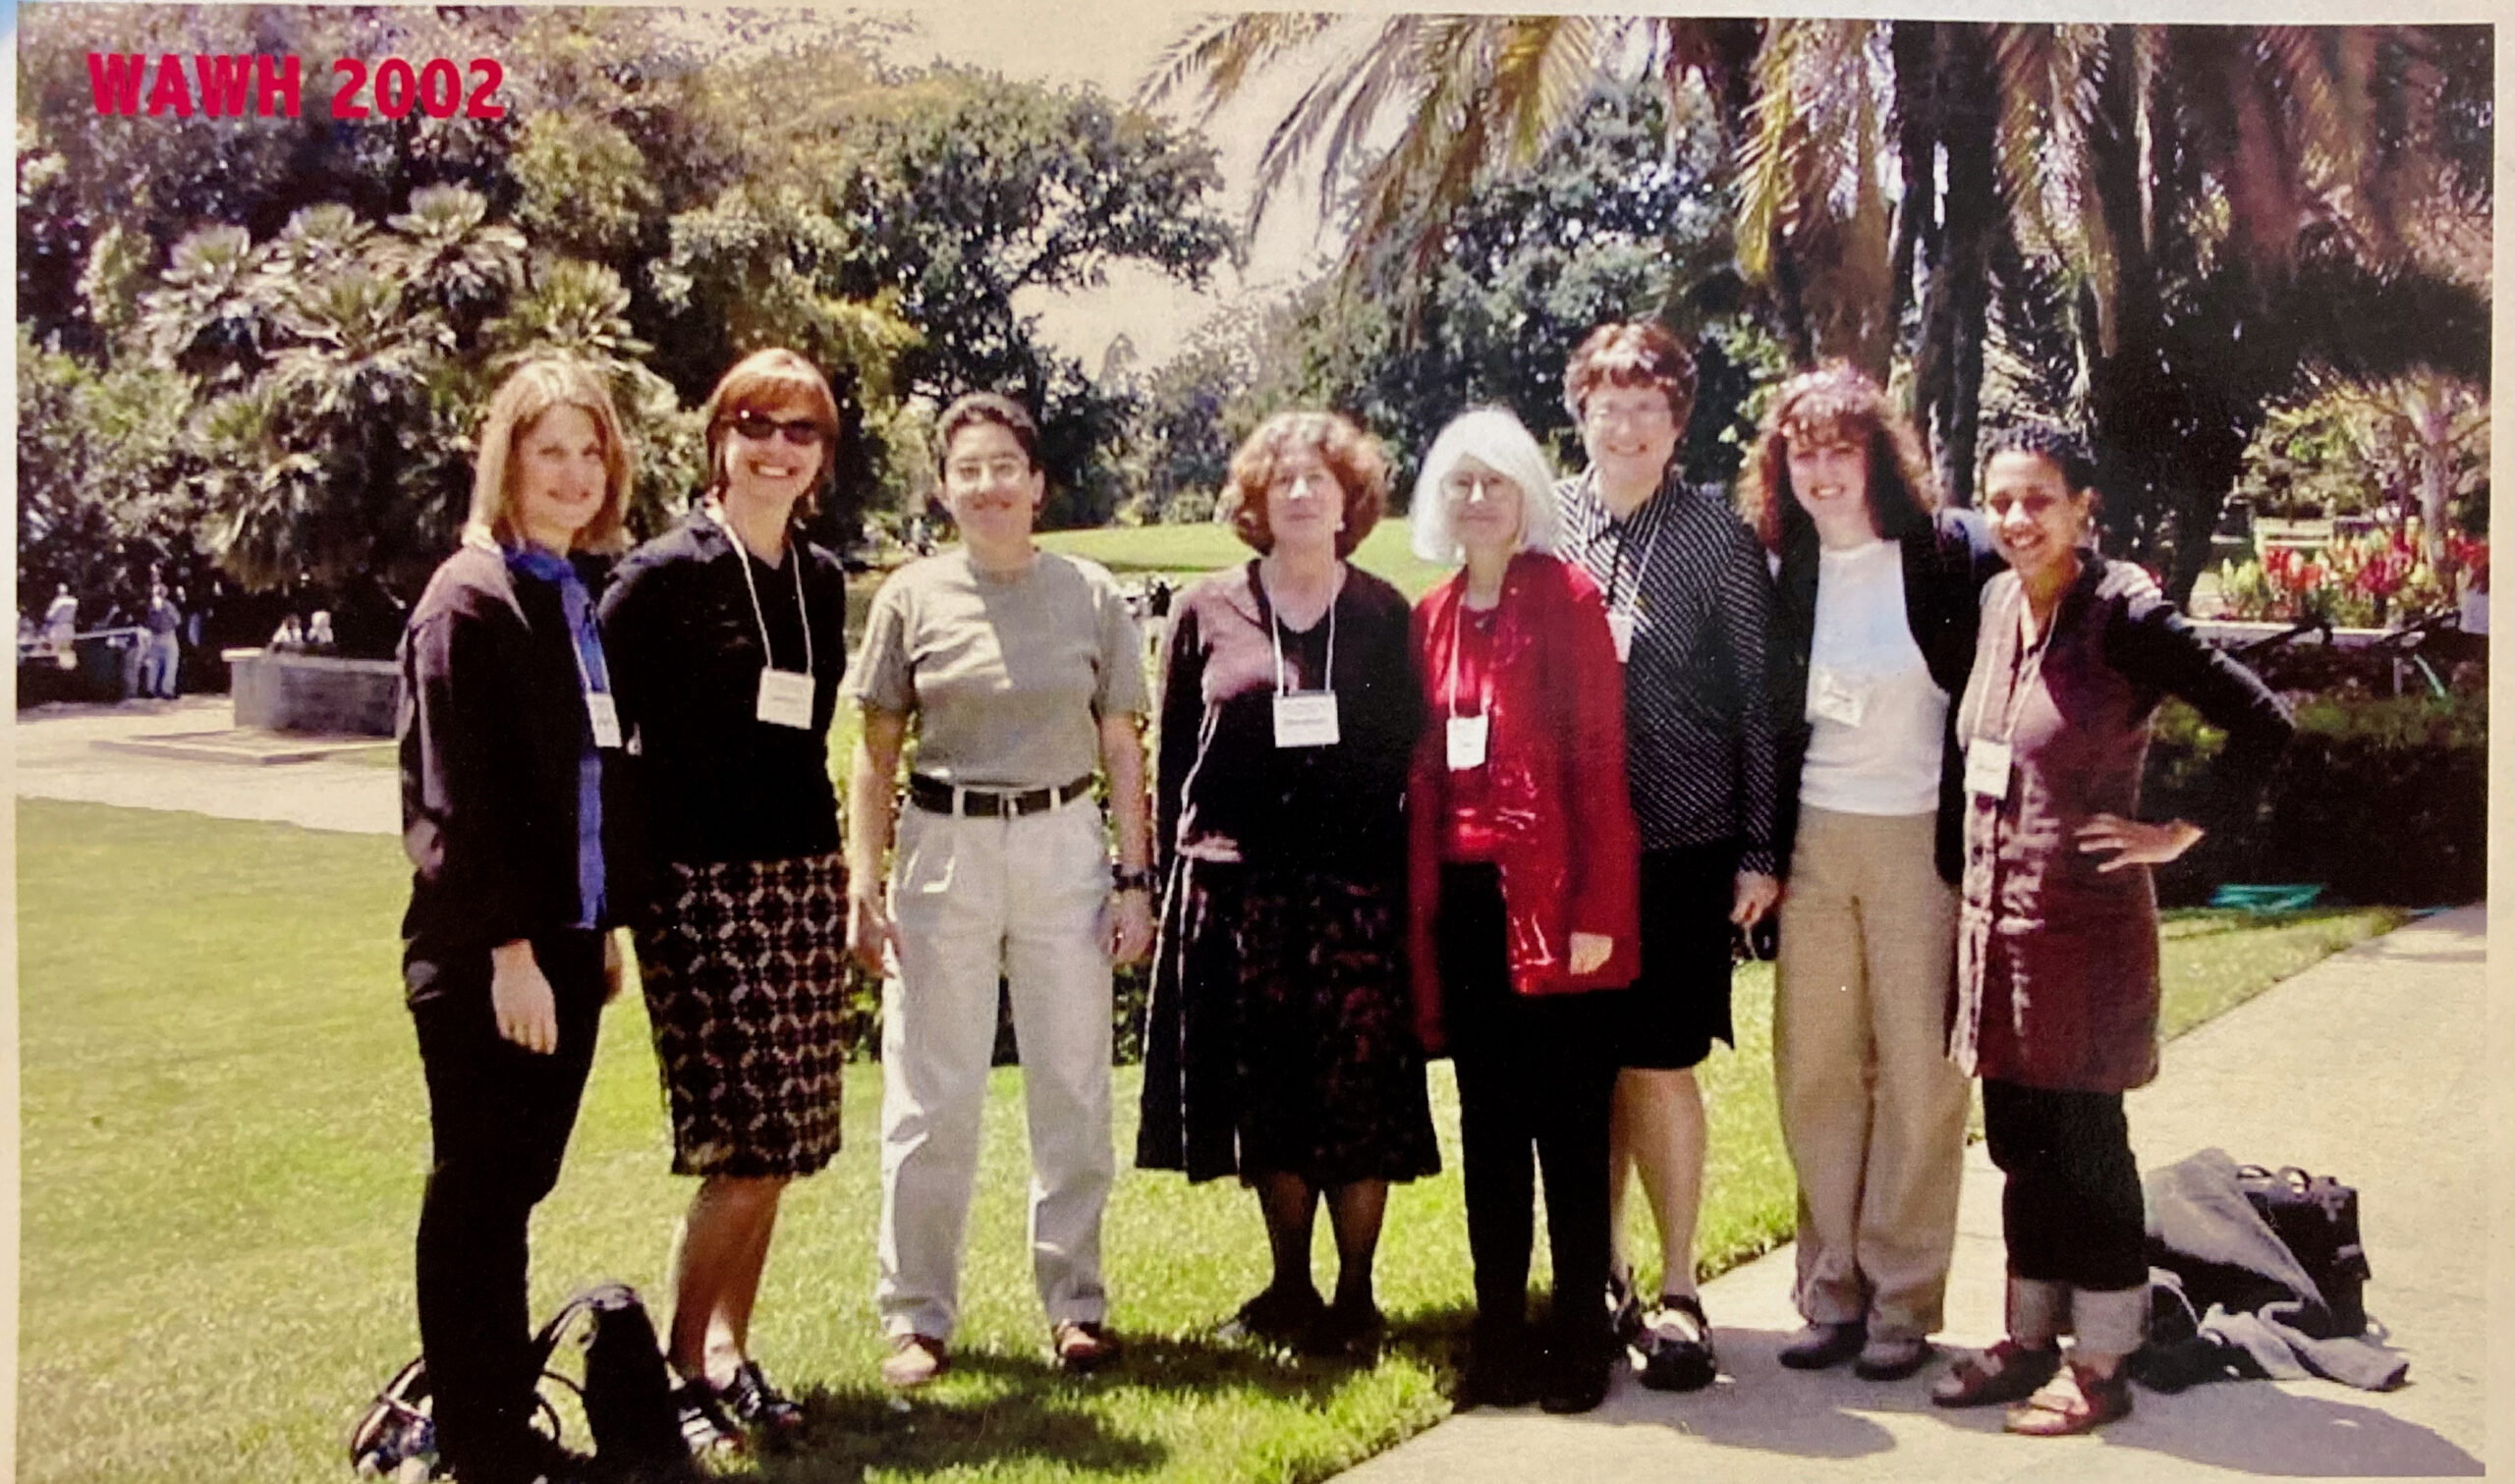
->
xmin=1405 ymin=408 xmax=1642 ymax=1415
xmin=398 ymin=358 xmax=636 ymax=1484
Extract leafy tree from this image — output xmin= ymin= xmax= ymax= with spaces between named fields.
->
xmin=1150 ymin=15 xmax=2487 ymax=584
xmin=2239 ymin=371 xmax=2488 ymax=537
xmin=825 ymin=74 xmax=1234 ymax=525
xmin=1147 ymin=80 xmax=1775 ymax=504
xmin=16 ymin=325 xmax=202 ymax=611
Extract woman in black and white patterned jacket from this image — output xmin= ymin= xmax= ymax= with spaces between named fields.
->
xmin=1552 ymin=321 xmax=1783 ymax=1393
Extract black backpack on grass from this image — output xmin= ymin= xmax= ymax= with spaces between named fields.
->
xmin=350 ymin=1283 xmax=696 ymax=1481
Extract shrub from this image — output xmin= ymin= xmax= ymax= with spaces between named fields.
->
xmin=2147 ymin=689 xmax=2487 ymax=907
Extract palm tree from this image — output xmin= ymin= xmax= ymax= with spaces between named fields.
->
xmin=137 ymin=224 xmax=273 ymax=380
xmin=371 ymin=184 xmax=529 ymax=343
xmin=1149 ymin=16 xmax=2478 ymax=560
xmin=1143 ymin=15 xmax=1757 ymax=307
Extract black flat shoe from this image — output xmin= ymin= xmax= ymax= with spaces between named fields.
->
xmin=1222 ymin=1284 xmax=1327 ymax=1348
xmin=1538 ymin=1343 xmax=1613 ymax=1414
xmin=1456 ymin=1332 xmax=1538 ymax=1410
xmin=1777 ymin=1320 xmax=1868 ymax=1371
xmin=1310 ymin=1297 xmax=1387 ymax=1358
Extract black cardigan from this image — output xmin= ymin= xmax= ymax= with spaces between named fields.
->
xmin=1769 ymin=511 xmax=2001 ymax=883
xmin=397 ymin=543 xmax=643 ymax=982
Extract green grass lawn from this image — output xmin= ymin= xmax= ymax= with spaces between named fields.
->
xmin=15 ymin=799 xmax=2405 ymax=1483
xmin=1037 ymin=522 xmax=1455 ymax=601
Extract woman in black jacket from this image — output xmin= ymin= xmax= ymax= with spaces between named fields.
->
xmin=398 ymin=358 xmax=638 ymax=1484
xmin=600 ymin=350 xmax=850 ymax=1448
xmin=1738 ymin=363 xmax=1998 ymax=1384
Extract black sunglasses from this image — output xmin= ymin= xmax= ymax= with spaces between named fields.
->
xmin=728 ymin=410 xmax=829 ymax=447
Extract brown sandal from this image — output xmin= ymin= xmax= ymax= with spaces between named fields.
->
xmin=2004 ymin=1360 xmax=2133 ymax=1436
xmin=1929 ymin=1339 xmax=2062 ymax=1408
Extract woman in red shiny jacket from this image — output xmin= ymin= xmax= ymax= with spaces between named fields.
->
xmin=1406 ymin=407 xmax=1642 ymax=1415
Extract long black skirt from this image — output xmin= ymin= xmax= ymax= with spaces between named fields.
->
xmin=1136 ymin=857 xmax=1439 ymax=1186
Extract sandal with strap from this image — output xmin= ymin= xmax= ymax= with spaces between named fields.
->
xmin=1929 ymin=1339 xmax=2062 ymax=1408
xmin=2005 ymin=1360 xmax=2133 ymax=1437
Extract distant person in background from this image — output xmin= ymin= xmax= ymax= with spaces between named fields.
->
xmin=397 ymin=357 xmax=638 ymax=1484
xmin=271 ymin=615 xmax=307 ymax=652
xmin=600 ymin=349 xmax=851 ymax=1452
xmin=45 ymin=584 xmax=79 ymax=668
xmin=308 ymin=610 xmax=338 ymax=653
xmin=1929 ymin=424 xmax=2291 ymax=1436
xmin=1137 ymin=411 xmax=1433 ymax=1356
xmin=142 ymin=583 xmax=184 ymax=697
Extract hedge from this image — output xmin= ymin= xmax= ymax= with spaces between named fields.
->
xmin=2147 ymin=688 xmax=2487 ymax=908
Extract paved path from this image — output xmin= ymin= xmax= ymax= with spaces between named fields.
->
xmin=11 ymin=696 xmax=399 ymax=835
xmin=1341 ymin=905 xmax=2499 ymax=1483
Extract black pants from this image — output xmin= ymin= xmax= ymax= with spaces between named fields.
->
xmin=1438 ymin=865 xmax=1620 ymax=1352
xmin=410 ymin=932 xmax=604 ymax=1483
xmin=1983 ymin=1077 xmax=2147 ymax=1292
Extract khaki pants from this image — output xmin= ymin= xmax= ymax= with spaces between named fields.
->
xmin=875 ymin=797 xmax=1115 ymax=1342
xmin=1774 ymin=805 xmax=1969 ymax=1341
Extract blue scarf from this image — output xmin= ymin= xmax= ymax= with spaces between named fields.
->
xmin=505 ymin=544 xmax=609 ymax=929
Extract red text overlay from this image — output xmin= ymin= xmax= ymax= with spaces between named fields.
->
xmin=85 ymin=54 xmax=508 ymax=120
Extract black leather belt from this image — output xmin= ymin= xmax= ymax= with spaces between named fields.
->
xmin=907 ymin=773 xmax=1093 ymax=818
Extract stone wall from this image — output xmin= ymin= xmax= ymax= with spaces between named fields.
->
xmin=226 ymin=648 xmax=399 ymax=736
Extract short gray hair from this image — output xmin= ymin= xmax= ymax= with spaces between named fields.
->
xmin=1409 ymin=408 xmax=1563 ymax=564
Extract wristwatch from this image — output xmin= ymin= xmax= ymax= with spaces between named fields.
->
xmin=1112 ymin=866 xmax=1158 ymax=895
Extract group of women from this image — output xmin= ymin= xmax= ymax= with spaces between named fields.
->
xmin=397 ymin=319 xmax=2291 ymax=1482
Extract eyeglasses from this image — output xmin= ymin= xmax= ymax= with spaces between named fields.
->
xmin=728 ymin=411 xmax=829 ymax=447
xmin=946 ymin=456 xmax=1034 ymax=486
xmin=1582 ymin=398 xmax=1675 ymax=431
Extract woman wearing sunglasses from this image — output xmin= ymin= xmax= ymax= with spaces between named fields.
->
xmin=598 ymin=349 xmax=852 ymax=1451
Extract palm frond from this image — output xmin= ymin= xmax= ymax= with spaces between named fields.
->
xmin=1137 ymin=12 xmax=1341 ymax=110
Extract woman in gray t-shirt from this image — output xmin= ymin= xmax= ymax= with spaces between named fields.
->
xmin=840 ymin=392 xmax=1153 ymax=1388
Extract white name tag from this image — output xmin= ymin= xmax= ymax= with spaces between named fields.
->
xmin=1965 ymin=738 xmax=2014 ymax=799
xmin=1272 ymin=690 xmax=1341 ymax=747
xmin=755 ymin=668 xmax=815 ymax=730
xmin=585 ymin=691 xmax=623 ymax=749
xmin=1808 ymin=666 xmax=1869 ymax=728
xmin=1606 ymin=610 xmax=1637 ymax=665
xmin=1447 ymin=713 xmax=1489 ymax=771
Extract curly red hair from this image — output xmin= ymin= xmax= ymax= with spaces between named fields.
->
xmin=1218 ymin=411 xmax=1388 ymax=559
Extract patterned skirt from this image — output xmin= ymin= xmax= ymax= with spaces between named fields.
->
xmin=1136 ymin=857 xmax=1439 ymax=1186
xmin=636 ymin=852 xmax=849 ymax=1179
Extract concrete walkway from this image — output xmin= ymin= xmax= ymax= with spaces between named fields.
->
xmin=1342 ymin=905 xmax=2499 ymax=1483
xmin=11 ymin=696 xmax=399 ymax=835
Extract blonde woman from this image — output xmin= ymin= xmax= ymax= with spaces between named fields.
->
xmin=398 ymin=358 xmax=635 ymax=1484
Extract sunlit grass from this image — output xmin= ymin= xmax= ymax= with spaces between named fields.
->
xmin=15 ymin=800 xmax=2404 ymax=1482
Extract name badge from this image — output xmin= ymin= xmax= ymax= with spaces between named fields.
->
xmin=585 ymin=691 xmax=624 ymax=749
xmin=755 ymin=668 xmax=815 ymax=730
xmin=1965 ymin=738 xmax=2014 ymax=799
xmin=1808 ymin=666 xmax=1869 ymax=728
xmin=1446 ymin=713 xmax=1489 ymax=771
xmin=1606 ymin=610 xmax=1637 ymax=665
xmin=1272 ymin=690 xmax=1341 ymax=747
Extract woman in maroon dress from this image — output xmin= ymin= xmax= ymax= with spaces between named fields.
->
xmin=1929 ymin=424 xmax=2290 ymax=1434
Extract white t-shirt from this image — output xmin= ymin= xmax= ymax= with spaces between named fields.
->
xmin=1801 ymin=538 xmax=1946 ymax=816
